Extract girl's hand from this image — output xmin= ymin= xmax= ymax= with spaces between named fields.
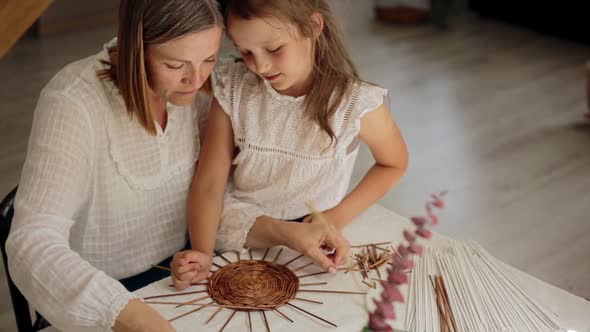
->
xmin=301 ymin=208 xmax=347 ymax=230
xmin=170 ymin=250 xmax=211 ymax=290
xmin=278 ymin=221 xmax=349 ymax=273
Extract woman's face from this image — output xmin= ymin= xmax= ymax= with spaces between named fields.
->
xmin=145 ymin=26 xmax=222 ymax=106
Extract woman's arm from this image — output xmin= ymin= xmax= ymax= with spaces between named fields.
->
xmin=324 ymin=103 xmax=408 ymax=229
xmin=6 ymin=89 xmax=172 ymax=332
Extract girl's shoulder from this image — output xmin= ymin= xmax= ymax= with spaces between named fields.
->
xmin=329 ymin=81 xmax=389 ymax=125
xmin=353 ymin=81 xmax=388 ymax=105
xmin=332 ymin=81 xmax=389 ymax=144
xmin=213 ymin=58 xmax=256 ymax=88
xmin=212 ymin=58 xmax=262 ymax=114
xmin=347 ymin=81 xmax=389 ymax=118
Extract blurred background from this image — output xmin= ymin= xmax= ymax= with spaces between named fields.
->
xmin=0 ymin=0 xmax=589 ymax=330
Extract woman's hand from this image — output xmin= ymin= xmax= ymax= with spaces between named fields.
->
xmin=170 ymin=250 xmax=212 ymax=290
xmin=114 ymin=299 xmax=175 ymax=332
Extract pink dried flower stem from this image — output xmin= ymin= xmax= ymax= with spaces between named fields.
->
xmin=366 ymin=191 xmax=447 ymax=332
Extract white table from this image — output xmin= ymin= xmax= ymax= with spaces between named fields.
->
xmin=43 ymin=204 xmax=590 ymax=332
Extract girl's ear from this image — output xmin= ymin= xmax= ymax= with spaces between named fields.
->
xmin=310 ymin=12 xmax=324 ymax=38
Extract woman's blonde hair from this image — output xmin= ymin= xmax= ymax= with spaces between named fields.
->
xmin=221 ymin=0 xmax=361 ymax=145
xmin=99 ymin=0 xmax=223 ymax=135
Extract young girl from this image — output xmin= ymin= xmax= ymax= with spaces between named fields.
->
xmin=172 ymin=0 xmax=408 ymax=290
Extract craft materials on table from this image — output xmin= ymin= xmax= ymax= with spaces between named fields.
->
xmin=150 ymin=249 xmax=366 ymax=331
xmin=344 ymin=241 xmax=397 ymax=289
xmin=405 ymin=240 xmax=562 ymax=332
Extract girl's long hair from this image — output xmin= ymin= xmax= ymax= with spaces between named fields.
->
xmin=221 ymin=0 xmax=361 ymax=145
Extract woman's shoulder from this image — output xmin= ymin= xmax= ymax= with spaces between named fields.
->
xmin=39 ymin=65 xmax=110 ymax=120
xmin=45 ymin=54 xmax=101 ymax=95
xmin=35 ymin=49 xmax=117 ymax=136
xmin=45 ymin=39 xmax=117 ymax=102
xmin=42 ymin=46 xmax=119 ymax=113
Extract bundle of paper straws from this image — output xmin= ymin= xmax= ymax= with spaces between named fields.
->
xmin=405 ymin=240 xmax=563 ymax=332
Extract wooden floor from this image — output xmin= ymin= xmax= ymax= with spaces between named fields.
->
xmin=0 ymin=3 xmax=589 ymax=330
xmin=348 ymin=14 xmax=590 ymax=303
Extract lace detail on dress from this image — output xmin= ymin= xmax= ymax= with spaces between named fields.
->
xmin=235 ymin=138 xmax=334 ymax=161
xmin=340 ymin=86 xmax=360 ymax=133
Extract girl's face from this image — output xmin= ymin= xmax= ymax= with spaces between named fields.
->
xmin=145 ymin=26 xmax=222 ymax=106
xmin=227 ymin=15 xmax=315 ymax=97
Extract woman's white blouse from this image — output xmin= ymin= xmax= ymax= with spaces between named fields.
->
xmin=5 ymin=41 xmax=205 ymax=331
xmin=212 ymin=59 xmax=387 ymax=252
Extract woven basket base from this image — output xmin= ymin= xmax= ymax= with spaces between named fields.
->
xmin=208 ymin=260 xmax=300 ymax=309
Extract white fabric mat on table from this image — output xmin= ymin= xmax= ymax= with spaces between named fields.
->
xmin=41 ymin=204 xmax=590 ymax=332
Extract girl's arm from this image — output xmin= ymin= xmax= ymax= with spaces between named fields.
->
xmin=245 ymin=216 xmax=349 ymax=273
xmin=177 ymin=105 xmax=348 ymax=282
xmin=187 ymin=98 xmax=235 ymax=255
xmin=325 ymin=103 xmax=408 ymax=229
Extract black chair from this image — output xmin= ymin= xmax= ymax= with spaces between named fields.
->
xmin=0 ymin=187 xmax=48 ymax=332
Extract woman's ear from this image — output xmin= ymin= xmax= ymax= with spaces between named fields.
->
xmin=310 ymin=12 xmax=324 ymax=38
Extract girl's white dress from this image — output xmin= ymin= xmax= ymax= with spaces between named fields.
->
xmin=212 ymin=59 xmax=387 ymax=251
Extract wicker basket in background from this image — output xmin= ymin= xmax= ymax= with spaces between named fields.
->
xmin=374 ymin=0 xmax=429 ymax=25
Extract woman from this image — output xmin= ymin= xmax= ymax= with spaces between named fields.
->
xmin=6 ymin=0 xmax=222 ymax=331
